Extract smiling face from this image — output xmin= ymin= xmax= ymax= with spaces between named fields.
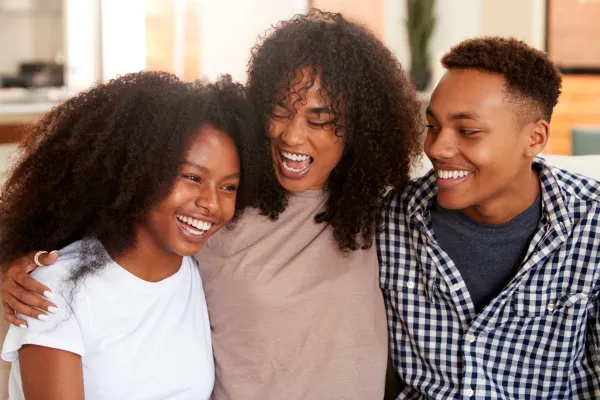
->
xmin=268 ymin=68 xmax=346 ymax=192
xmin=424 ymin=68 xmax=548 ymax=223
xmin=138 ymin=124 xmax=240 ymax=257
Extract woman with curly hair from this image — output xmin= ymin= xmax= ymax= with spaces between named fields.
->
xmin=0 ymin=71 xmax=262 ymax=399
xmin=196 ymin=9 xmax=422 ymax=399
xmin=1 ymin=9 xmax=423 ymax=399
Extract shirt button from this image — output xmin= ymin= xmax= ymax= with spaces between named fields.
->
xmin=547 ymin=302 xmax=555 ymax=312
xmin=407 ymin=280 xmax=415 ymax=289
xmin=421 ymin=233 xmax=428 ymax=243
xmin=465 ymin=388 xmax=474 ymax=397
xmin=451 ymin=283 xmax=461 ymax=291
xmin=466 ymin=334 xmax=476 ymax=343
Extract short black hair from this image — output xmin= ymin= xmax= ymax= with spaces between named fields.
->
xmin=441 ymin=36 xmax=562 ymax=123
xmin=247 ymin=8 xmax=423 ymax=252
xmin=0 ymin=72 xmax=262 ymax=272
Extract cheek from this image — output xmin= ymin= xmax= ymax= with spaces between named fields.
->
xmin=220 ymin=195 xmax=237 ymax=222
xmin=313 ymin=132 xmax=344 ymax=164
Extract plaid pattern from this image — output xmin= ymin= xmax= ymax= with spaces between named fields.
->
xmin=379 ymin=158 xmax=600 ymax=399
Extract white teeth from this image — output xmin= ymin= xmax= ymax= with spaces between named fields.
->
xmin=176 ymin=215 xmax=213 ymax=232
xmin=281 ymin=150 xmax=310 ymax=162
xmin=436 ymin=170 xmax=471 ymax=180
xmin=282 ymin=160 xmax=311 ymax=173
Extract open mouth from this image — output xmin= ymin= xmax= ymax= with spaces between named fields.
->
xmin=278 ymin=150 xmax=314 ymax=177
xmin=176 ymin=214 xmax=213 ymax=237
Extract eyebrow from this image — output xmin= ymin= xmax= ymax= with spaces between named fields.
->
xmin=426 ymin=107 xmax=484 ymax=122
xmin=183 ymin=162 xmax=240 ymax=180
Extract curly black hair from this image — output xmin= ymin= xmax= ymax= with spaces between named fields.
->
xmin=247 ymin=8 xmax=423 ymax=252
xmin=441 ymin=36 xmax=562 ymax=123
xmin=0 ymin=72 xmax=262 ymax=278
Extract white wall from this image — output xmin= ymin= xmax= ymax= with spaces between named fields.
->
xmin=63 ymin=0 xmax=102 ymax=89
xmin=197 ymin=0 xmax=308 ymax=83
xmin=100 ymin=0 xmax=146 ymax=81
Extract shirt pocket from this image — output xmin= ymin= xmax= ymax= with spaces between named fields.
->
xmin=380 ymin=261 xmax=438 ymax=303
xmin=511 ymin=289 xmax=588 ymax=317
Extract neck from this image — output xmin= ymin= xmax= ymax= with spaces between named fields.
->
xmin=460 ymin=166 xmax=540 ymax=225
xmin=109 ymin=232 xmax=183 ymax=283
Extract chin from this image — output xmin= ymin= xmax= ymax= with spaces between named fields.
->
xmin=436 ymin=194 xmax=472 ymax=211
xmin=275 ymin=172 xmax=313 ymax=193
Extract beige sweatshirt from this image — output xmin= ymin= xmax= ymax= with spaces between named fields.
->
xmin=196 ymin=190 xmax=387 ymax=400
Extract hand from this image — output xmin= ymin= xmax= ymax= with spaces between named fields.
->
xmin=1 ymin=251 xmax=59 ymax=328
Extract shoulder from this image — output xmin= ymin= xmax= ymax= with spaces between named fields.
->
xmin=382 ymin=172 xmax=434 ymax=220
xmin=550 ymin=166 xmax=600 ymax=205
xmin=29 ymin=241 xmax=87 ymax=291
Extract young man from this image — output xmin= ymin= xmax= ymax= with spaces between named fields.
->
xmin=380 ymin=37 xmax=600 ymax=399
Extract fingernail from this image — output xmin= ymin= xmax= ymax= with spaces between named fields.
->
xmin=48 ymin=306 xmax=58 ymax=314
xmin=19 ymin=324 xmax=27 ymax=329
xmin=37 ymin=314 xmax=49 ymax=321
xmin=49 ymin=250 xmax=59 ymax=255
xmin=43 ymin=291 xmax=54 ymax=298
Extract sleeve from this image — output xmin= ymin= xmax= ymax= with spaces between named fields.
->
xmin=1 ymin=262 xmax=87 ymax=362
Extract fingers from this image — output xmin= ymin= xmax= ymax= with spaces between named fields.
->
xmin=2 ymin=302 xmax=27 ymax=329
xmin=25 ymin=250 xmax=59 ymax=274
xmin=37 ymin=251 xmax=59 ymax=268
xmin=1 ymin=250 xmax=60 ymax=328
xmin=14 ymin=267 xmax=54 ymax=298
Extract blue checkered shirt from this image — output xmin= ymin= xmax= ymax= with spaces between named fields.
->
xmin=379 ymin=158 xmax=600 ymax=399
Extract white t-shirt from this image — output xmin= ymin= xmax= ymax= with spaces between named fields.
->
xmin=1 ymin=241 xmax=214 ymax=400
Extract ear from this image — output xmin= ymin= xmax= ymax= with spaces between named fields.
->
xmin=524 ymin=119 xmax=549 ymax=157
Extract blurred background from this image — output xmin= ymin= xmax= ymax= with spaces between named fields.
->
xmin=1 ymin=0 xmax=599 ymax=156
xmin=0 ymin=0 xmax=599 ymax=394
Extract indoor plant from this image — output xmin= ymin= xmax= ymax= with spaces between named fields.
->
xmin=406 ymin=0 xmax=436 ymax=91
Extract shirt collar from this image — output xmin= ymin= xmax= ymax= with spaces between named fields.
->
xmin=408 ymin=157 xmax=572 ymax=238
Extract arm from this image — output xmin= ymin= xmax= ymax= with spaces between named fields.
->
xmin=19 ymin=345 xmax=84 ymax=400
xmin=1 ymin=251 xmax=59 ymax=327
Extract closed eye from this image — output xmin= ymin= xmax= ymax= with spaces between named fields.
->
xmin=426 ymin=123 xmax=440 ymax=131
xmin=221 ymin=184 xmax=238 ymax=192
xmin=459 ymin=129 xmax=480 ymax=136
xmin=308 ymin=120 xmax=335 ymax=128
xmin=183 ymin=174 xmax=201 ymax=183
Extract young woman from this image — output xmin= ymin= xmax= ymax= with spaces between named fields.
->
xmin=0 ymin=71 xmax=262 ymax=400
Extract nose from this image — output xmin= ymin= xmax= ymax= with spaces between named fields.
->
xmin=278 ymin=116 xmax=308 ymax=147
xmin=195 ymin=184 xmax=219 ymax=215
xmin=426 ymin=128 xmax=458 ymax=160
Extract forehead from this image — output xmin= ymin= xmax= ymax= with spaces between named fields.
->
xmin=186 ymin=125 xmax=239 ymax=167
xmin=429 ymin=68 xmax=509 ymax=118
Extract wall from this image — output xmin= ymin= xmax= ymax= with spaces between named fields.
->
xmin=198 ymin=0 xmax=308 ymax=83
xmin=384 ymin=0 xmax=546 ymax=93
xmin=548 ymin=0 xmax=600 ymax=68
xmin=100 ymin=0 xmax=146 ymax=81
xmin=312 ymin=0 xmax=384 ymax=39
xmin=145 ymin=0 xmax=202 ymax=81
